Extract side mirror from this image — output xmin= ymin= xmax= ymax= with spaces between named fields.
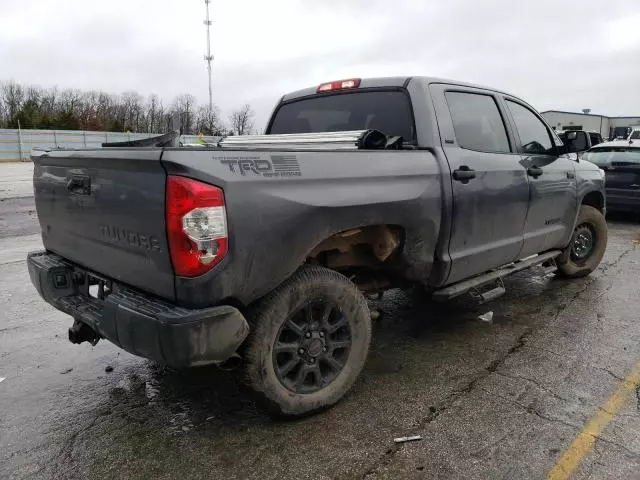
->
xmin=564 ymin=131 xmax=589 ymax=153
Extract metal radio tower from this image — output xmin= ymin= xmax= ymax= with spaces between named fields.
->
xmin=204 ymin=0 xmax=213 ymax=112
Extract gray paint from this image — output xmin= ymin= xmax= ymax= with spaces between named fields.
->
xmin=32 ymin=148 xmax=175 ymax=300
xmin=429 ymin=83 xmax=531 ymax=284
xmin=161 ymin=147 xmax=442 ymax=306
xmin=500 ymin=96 xmax=580 ymax=258
xmin=30 ymin=76 xmax=605 ymax=311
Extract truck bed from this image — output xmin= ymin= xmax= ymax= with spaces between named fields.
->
xmin=32 ymin=145 xmax=443 ymax=308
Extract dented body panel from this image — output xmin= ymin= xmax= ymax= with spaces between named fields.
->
xmin=161 ymin=147 xmax=443 ymax=307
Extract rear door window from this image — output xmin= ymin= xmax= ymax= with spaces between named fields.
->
xmin=268 ymin=91 xmax=415 ymax=141
xmin=444 ymin=91 xmax=511 ymax=154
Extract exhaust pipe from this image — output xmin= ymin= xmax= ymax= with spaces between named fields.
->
xmin=216 ymin=353 xmax=243 ymax=371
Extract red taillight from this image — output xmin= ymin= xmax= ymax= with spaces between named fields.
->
xmin=317 ymin=78 xmax=361 ymax=93
xmin=166 ymin=175 xmax=228 ymax=277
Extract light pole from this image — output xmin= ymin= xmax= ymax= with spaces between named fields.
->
xmin=204 ymin=0 xmax=213 ymax=114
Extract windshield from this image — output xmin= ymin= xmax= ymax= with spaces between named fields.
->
xmin=269 ymin=91 xmax=415 ymax=141
xmin=583 ymin=147 xmax=640 ymax=166
xmin=630 ymin=130 xmax=640 ymax=140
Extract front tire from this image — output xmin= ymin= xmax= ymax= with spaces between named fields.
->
xmin=244 ymin=266 xmax=372 ymax=417
xmin=557 ymin=205 xmax=607 ymax=278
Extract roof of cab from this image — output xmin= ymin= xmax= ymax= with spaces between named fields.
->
xmin=280 ymin=76 xmax=515 ymax=102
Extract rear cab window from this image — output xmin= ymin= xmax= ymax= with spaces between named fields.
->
xmin=268 ymin=90 xmax=415 ymax=142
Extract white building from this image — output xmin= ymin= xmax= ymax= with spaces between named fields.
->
xmin=541 ymin=110 xmax=640 ymax=140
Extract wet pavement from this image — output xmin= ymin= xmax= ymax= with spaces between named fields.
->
xmin=2 ymin=174 xmax=640 ymax=479
xmin=0 ymin=162 xmax=33 ymax=200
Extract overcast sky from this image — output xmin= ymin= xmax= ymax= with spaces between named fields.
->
xmin=1 ymin=0 xmax=639 ymax=128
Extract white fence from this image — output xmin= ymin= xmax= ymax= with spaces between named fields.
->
xmin=0 ymin=129 xmax=212 ymax=162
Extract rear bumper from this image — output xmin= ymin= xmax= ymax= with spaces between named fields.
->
xmin=27 ymin=251 xmax=249 ymax=367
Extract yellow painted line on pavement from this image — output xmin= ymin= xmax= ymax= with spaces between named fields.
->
xmin=547 ymin=361 xmax=640 ymax=480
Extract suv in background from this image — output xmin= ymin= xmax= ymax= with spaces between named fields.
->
xmin=588 ymin=131 xmax=604 ymax=146
xmin=584 ymin=140 xmax=640 ymax=212
xmin=557 ymin=130 xmax=603 ymax=146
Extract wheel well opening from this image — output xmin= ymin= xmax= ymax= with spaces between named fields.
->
xmin=582 ymin=191 xmax=604 ymax=212
xmin=306 ymin=225 xmax=404 ymax=293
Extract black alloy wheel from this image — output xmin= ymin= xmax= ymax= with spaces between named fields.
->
xmin=273 ymin=300 xmax=351 ymax=394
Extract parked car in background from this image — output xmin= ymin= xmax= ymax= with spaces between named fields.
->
xmin=556 ymin=130 xmax=603 ymax=160
xmin=556 ymin=130 xmax=603 ymax=149
xmin=628 ymin=129 xmax=640 ymax=141
xmin=588 ymin=131 xmax=604 ymax=146
xmin=583 ymin=141 xmax=640 ymax=212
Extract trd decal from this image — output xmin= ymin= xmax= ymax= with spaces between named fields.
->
xmin=216 ymin=155 xmax=301 ymax=177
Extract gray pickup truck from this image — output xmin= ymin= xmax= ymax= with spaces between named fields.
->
xmin=28 ymin=76 xmax=607 ymax=416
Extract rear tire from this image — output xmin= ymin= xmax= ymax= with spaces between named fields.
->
xmin=244 ymin=266 xmax=372 ymax=417
xmin=557 ymin=205 xmax=607 ymax=278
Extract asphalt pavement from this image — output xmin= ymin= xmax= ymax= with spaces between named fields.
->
xmin=1 ymin=165 xmax=640 ymax=480
xmin=0 ymin=162 xmax=34 ymax=200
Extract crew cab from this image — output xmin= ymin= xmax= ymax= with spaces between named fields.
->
xmin=28 ymin=76 xmax=607 ymax=416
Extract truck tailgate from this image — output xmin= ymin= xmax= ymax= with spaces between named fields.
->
xmin=32 ymin=148 xmax=175 ymax=300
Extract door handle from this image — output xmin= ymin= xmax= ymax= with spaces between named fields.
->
xmin=527 ymin=166 xmax=543 ymax=178
xmin=452 ymin=166 xmax=476 ymax=183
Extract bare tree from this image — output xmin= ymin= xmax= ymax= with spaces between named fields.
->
xmin=229 ymin=104 xmax=255 ymax=135
xmin=0 ymin=79 xmax=228 ymax=134
xmin=95 ymin=92 xmax=115 ymax=130
xmin=172 ymin=94 xmax=197 ymax=134
xmin=145 ymin=94 xmax=163 ymax=133
xmin=40 ymin=87 xmax=58 ymax=116
xmin=58 ymin=89 xmax=82 ymax=114
xmin=77 ymin=91 xmax=99 ymax=130
xmin=195 ymin=104 xmax=223 ymax=135
xmin=0 ymin=101 xmax=6 ymax=127
xmin=120 ymin=91 xmax=144 ymax=132
xmin=1 ymin=81 xmax=25 ymax=127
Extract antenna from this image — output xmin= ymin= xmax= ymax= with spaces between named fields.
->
xmin=204 ymin=0 xmax=213 ymax=113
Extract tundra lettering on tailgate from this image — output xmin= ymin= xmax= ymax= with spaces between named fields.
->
xmin=216 ymin=155 xmax=301 ymax=177
xmin=99 ymin=225 xmax=161 ymax=251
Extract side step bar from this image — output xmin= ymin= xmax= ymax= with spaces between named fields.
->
xmin=471 ymin=278 xmax=506 ymax=304
xmin=433 ymin=250 xmax=562 ymax=302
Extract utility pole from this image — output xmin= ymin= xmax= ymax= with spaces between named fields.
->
xmin=204 ymin=0 xmax=213 ymax=113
